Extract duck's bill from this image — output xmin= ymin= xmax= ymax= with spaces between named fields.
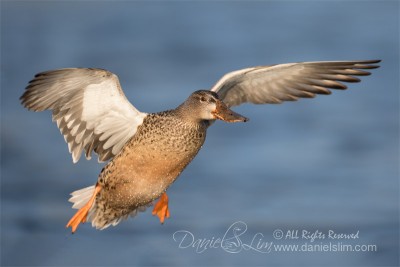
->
xmin=212 ymin=101 xmax=249 ymax=123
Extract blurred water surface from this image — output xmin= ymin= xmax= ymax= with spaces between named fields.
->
xmin=1 ymin=1 xmax=399 ymax=266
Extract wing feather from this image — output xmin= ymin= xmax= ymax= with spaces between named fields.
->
xmin=20 ymin=68 xmax=147 ymax=163
xmin=211 ymin=60 xmax=380 ymax=107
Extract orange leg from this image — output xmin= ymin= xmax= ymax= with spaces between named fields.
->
xmin=152 ymin=192 xmax=170 ymax=224
xmin=66 ymin=184 xmax=101 ymax=233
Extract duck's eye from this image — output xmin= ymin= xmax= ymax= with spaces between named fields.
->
xmin=200 ymin=96 xmax=207 ymax=102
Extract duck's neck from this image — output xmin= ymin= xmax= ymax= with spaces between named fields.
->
xmin=173 ymin=103 xmax=212 ymax=129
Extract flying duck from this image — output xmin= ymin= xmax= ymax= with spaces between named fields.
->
xmin=20 ymin=59 xmax=380 ymax=233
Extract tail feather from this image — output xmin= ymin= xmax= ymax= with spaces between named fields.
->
xmin=66 ymin=184 xmax=99 ymax=233
xmin=68 ymin=185 xmax=152 ymax=231
xmin=69 ymin=185 xmax=95 ymax=209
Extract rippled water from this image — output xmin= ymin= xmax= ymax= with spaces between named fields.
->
xmin=1 ymin=1 xmax=399 ymax=266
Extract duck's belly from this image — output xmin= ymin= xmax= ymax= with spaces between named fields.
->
xmin=98 ymin=124 xmax=206 ymax=210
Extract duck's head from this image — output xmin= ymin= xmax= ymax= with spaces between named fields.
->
xmin=179 ymin=90 xmax=248 ymax=123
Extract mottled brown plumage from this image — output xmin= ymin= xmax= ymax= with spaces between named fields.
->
xmin=91 ymin=110 xmax=209 ymax=228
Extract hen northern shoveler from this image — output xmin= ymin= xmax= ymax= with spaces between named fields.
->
xmin=20 ymin=60 xmax=380 ymax=233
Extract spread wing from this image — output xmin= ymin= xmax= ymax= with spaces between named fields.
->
xmin=20 ymin=68 xmax=147 ymax=163
xmin=210 ymin=60 xmax=381 ymax=107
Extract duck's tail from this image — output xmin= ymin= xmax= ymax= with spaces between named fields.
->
xmin=66 ymin=184 xmax=101 ymax=233
xmin=69 ymin=185 xmax=96 ymax=209
xmin=66 ymin=184 xmax=150 ymax=233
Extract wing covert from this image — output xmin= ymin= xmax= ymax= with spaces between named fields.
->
xmin=21 ymin=68 xmax=147 ymax=163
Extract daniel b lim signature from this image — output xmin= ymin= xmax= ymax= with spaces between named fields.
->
xmin=172 ymin=221 xmax=377 ymax=254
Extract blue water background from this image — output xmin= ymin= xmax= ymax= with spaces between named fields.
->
xmin=1 ymin=1 xmax=399 ymax=266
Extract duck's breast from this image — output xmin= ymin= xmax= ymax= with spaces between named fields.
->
xmin=100 ymin=114 xmax=207 ymax=208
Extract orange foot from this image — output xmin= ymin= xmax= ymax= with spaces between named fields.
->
xmin=66 ymin=184 xmax=101 ymax=233
xmin=152 ymin=192 xmax=170 ymax=224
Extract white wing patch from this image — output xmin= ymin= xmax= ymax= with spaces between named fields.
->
xmin=80 ymin=78 xmax=147 ymax=160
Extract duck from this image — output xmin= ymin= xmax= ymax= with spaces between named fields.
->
xmin=20 ymin=59 xmax=380 ymax=233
